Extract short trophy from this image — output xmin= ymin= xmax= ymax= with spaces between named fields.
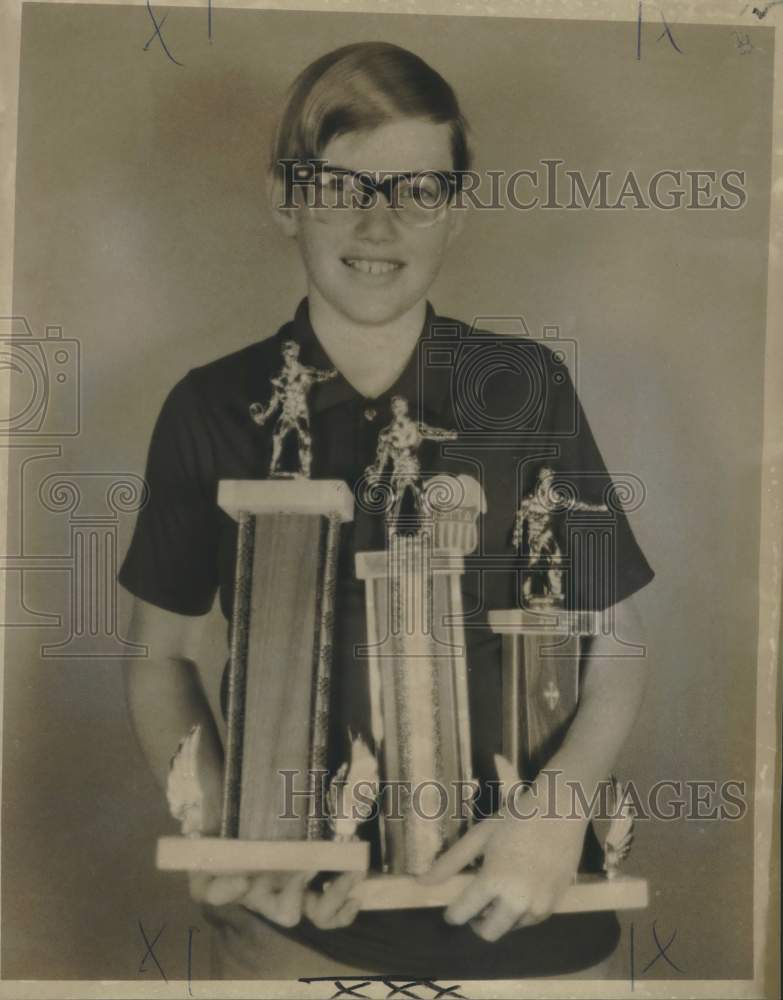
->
xmin=156 ymin=342 xmax=370 ymax=875
xmin=485 ymin=465 xmax=648 ymax=911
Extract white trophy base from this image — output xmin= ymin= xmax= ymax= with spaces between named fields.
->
xmin=156 ymin=836 xmax=369 ymax=873
xmin=353 ymin=872 xmax=648 ymax=912
xmin=157 ymin=837 xmax=647 ymax=913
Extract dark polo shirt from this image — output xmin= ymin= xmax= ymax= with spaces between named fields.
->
xmin=120 ymin=298 xmax=654 ymax=978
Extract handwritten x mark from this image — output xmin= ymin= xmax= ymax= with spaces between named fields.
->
xmin=327 ymin=982 xmax=373 ymax=999
xmin=641 ymin=921 xmax=685 ymax=975
xmin=137 ymin=920 xmax=167 ymax=982
xmin=143 ymin=0 xmax=183 ymax=66
xmin=384 ymin=981 xmax=464 ymax=999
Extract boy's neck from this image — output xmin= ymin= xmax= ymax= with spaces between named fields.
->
xmin=307 ymin=290 xmax=427 ymax=399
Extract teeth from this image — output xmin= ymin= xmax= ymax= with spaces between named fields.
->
xmin=344 ymin=259 xmax=401 ymax=275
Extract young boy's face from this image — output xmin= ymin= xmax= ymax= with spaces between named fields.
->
xmin=279 ymin=119 xmax=462 ymax=329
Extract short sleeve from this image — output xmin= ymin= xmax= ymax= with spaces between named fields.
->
xmin=527 ymin=350 xmax=655 ymax=612
xmin=119 ymin=372 xmax=219 ymax=615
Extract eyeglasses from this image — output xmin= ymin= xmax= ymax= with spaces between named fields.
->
xmin=286 ymin=162 xmax=460 ymax=229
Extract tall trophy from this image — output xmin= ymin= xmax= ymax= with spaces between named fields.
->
xmin=157 ymin=342 xmax=370 ymax=874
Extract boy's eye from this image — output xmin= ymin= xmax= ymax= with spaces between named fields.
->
xmin=301 ymin=170 xmax=452 ymax=227
xmin=396 ymin=176 xmax=448 ymax=209
xmin=314 ymin=173 xmax=349 ymax=206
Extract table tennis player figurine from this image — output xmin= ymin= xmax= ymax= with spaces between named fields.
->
xmin=249 ymin=339 xmax=336 ymax=478
xmin=364 ymin=394 xmax=458 ymax=536
xmin=512 ymin=465 xmax=608 ymax=604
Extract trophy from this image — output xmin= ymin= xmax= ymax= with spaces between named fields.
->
xmin=157 ymin=343 xmax=370 ymax=875
xmin=353 ymin=453 xmax=647 ymax=912
xmin=480 ymin=465 xmax=646 ymax=908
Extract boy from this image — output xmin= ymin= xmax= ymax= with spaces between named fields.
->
xmin=120 ymin=41 xmax=654 ymax=979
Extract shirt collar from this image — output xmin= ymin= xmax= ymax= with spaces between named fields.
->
xmin=277 ymin=298 xmax=453 ymax=422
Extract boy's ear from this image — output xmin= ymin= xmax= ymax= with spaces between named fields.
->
xmin=267 ymin=171 xmax=299 ymax=238
xmin=446 ymin=202 xmax=466 ymax=245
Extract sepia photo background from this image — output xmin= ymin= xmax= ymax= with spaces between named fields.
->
xmin=2 ymin=3 xmax=774 ymax=982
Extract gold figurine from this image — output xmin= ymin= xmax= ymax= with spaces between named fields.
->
xmin=365 ymin=395 xmax=457 ymax=535
xmin=249 ymin=340 xmax=336 ymax=478
xmin=513 ymin=465 xmax=608 ymax=604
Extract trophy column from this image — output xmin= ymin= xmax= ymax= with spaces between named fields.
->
xmin=356 ymin=535 xmax=474 ymax=877
xmin=489 ymin=607 xmax=596 ymax=779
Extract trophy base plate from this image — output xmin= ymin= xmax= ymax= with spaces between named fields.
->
xmin=524 ymin=596 xmax=566 ymax=608
xmin=156 ymin=837 xmax=369 ymax=873
xmin=353 ymin=873 xmax=648 ymax=913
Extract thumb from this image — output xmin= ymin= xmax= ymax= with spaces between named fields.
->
xmin=417 ymin=821 xmax=493 ymax=885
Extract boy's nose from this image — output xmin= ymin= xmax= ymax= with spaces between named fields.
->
xmin=352 ymin=197 xmax=398 ymax=242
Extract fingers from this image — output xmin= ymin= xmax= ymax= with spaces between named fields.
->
xmin=443 ymin=876 xmax=494 ymax=926
xmin=476 ymin=895 xmax=554 ymax=939
xmin=470 ymin=898 xmax=520 ymax=942
xmin=513 ymin=899 xmax=554 ymax=929
xmin=201 ymin=875 xmax=251 ymax=906
xmin=329 ymin=897 xmax=362 ymax=929
xmin=275 ymin=871 xmax=313 ymax=927
xmin=444 ymin=876 xmax=555 ymax=941
xmin=418 ymin=821 xmax=493 ymax=885
xmin=241 ymin=876 xmax=280 ymax=918
xmin=239 ymin=872 xmax=313 ymax=927
xmin=305 ymin=892 xmax=361 ymax=930
xmin=188 ymin=870 xmax=318 ymax=926
xmin=188 ymin=872 xmax=211 ymax=903
xmin=241 ymin=871 xmax=312 ymax=928
xmin=305 ymin=871 xmax=365 ymax=930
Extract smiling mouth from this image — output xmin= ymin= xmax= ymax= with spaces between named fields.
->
xmin=342 ymin=258 xmax=404 ymax=275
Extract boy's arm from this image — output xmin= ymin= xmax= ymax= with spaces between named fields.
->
xmin=123 ymin=598 xmax=224 ymax=814
xmin=420 ymin=592 xmax=649 ymax=941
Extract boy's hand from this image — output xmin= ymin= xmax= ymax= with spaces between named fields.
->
xmin=304 ymin=871 xmax=365 ymax=930
xmin=189 ymin=871 xmax=316 ymax=928
xmin=418 ymin=792 xmax=588 ymax=942
xmin=189 ymin=870 xmax=365 ymax=930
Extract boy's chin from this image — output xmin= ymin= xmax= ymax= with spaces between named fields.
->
xmin=329 ymin=291 xmax=424 ymax=329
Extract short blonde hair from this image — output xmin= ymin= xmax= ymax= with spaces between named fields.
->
xmin=271 ymin=42 xmax=471 ymax=186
